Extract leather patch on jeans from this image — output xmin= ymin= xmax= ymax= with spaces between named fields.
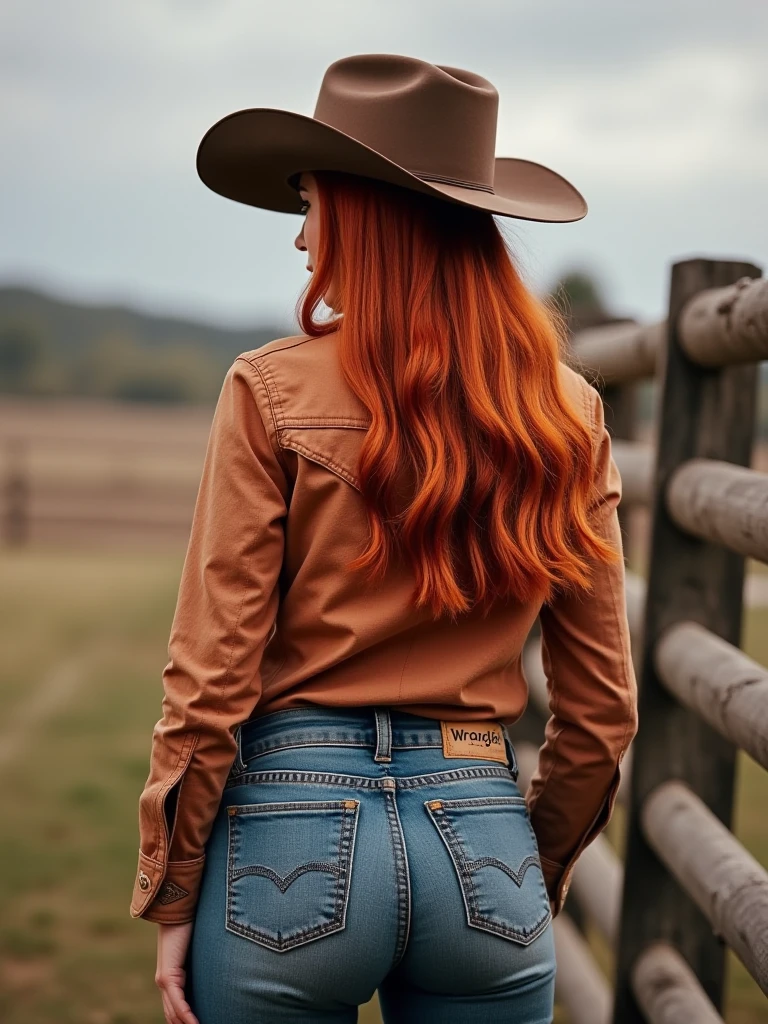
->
xmin=439 ymin=721 xmax=508 ymax=763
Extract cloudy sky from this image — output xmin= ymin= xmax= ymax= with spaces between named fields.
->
xmin=1 ymin=0 xmax=766 ymax=329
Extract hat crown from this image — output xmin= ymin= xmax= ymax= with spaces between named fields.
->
xmin=312 ymin=54 xmax=500 ymax=191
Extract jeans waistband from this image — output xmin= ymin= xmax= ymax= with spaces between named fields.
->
xmin=233 ymin=705 xmax=518 ymax=779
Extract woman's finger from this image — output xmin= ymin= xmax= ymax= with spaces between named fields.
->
xmin=158 ymin=972 xmax=198 ymax=1024
xmin=161 ymin=990 xmax=179 ymax=1024
xmin=166 ymin=981 xmax=200 ymax=1024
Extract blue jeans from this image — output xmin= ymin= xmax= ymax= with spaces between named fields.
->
xmin=187 ymin=706 xmax=556 ymax=1023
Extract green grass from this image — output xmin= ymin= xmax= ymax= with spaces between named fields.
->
xmin=0 ymin=546 xmax=765 ymax=1022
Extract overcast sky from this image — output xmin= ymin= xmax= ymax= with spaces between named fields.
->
xmin=1 ymin=0 xmax=766 ymax=329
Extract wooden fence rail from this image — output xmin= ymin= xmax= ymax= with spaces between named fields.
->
xmin=631 ymin=943 xmax=726 ymax=1024
xmin=553 ymin=914 xmax=613 ymax=1024
xmin=655 ymin=620 xmax=768 ymax=771
xmin=571 ymin=320 xmax=665 ymax=384
xmin=666 ymin=459 xmax=768 ymax=560
xmin=643 ymin=780 xmax=768 ymax=993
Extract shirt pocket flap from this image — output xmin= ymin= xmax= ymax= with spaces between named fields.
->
xmin=279 ymin=426 xmax=367 ymax=492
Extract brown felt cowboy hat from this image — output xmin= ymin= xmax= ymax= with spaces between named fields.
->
xmin=196 ymin=53 xmax=587 ymax=223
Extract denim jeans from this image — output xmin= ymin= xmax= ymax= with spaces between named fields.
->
xmin=186 ymin=705 xmax=556 ymax=1023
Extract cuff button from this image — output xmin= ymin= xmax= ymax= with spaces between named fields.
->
xmin=138 ymin=871 xmax=151 ymax=891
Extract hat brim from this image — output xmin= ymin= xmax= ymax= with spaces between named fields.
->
xmin=196 ymin=108 xmax=588 ymax=224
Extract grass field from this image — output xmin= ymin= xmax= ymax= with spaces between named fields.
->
xmin=0 ymin=545 xmax=766 ymax=1023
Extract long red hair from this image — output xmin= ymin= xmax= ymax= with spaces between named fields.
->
xmin=295 ymin=170 xmax=621 ymax=621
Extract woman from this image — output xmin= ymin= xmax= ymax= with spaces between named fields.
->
xmin=131 ymin=54 xmax=638 ymax=1024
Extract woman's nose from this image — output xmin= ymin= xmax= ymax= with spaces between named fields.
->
xmin=295 ymin=230 xmax=306 ymax=252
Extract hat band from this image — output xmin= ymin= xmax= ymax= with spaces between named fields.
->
xmin=415 ymin=171 xmax=496 ymax=195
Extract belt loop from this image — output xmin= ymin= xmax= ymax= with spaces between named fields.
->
xmin=373 ymin=707 xmax=392 ymax=763
xmin=500 ymin=722 xmax=519 ymax=781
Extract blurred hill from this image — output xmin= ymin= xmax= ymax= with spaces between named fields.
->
xmin=1 ymin=272 xmax=627 ymax=405
xmin=0 ymin=284 xmax=290 ymax=403
xmin=2 ymin=279 xmax=764 ymax=424
xmin=546 ymin=269 xmax=636 ymax=335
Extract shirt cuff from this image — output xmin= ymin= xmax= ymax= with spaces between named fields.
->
xmin=535 ymin=759 xmax=624 ymax=917
xmin=130 ymin=851 xmax=206 ymax=923
xmin=540 ymin=855 xmax=572 ymax=916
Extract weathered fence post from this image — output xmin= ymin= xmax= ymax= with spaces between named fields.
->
xmin=3 ymin=437 xmax=30 ymax=546
xmin=611 ymin=257 xmax=762 ymax=1021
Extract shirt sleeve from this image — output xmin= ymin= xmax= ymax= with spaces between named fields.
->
xmin=130 ymin=355 xmax=289 ymax=924
xmin=525 ymin=379 xmax=639 ymax=916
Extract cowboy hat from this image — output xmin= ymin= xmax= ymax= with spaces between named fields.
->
xmin=196 ymin=53 xmax=587 ymax=223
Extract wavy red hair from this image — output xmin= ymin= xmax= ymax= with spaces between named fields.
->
xmin=295 ymin=170 xmax=621 ymax=621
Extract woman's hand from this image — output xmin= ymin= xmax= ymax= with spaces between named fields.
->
xmin=155 ymin=921 xmax=200 ymax=1024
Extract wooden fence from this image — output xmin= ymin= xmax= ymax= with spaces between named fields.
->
xmin=0 ymin=399 xmax=210 ymax=548
xmin=512 ymin=257 xmax=768 ymax=1022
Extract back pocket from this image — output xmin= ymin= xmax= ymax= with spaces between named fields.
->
xmin=226 ymin=799 xmax=360 ymax=952
xmin=425 ymin=795 xmax=551 ymax=945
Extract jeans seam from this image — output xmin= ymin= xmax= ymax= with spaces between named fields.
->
xmin=224 ymin=765 xmax=517 ymax=791
xmin=383 ymin=790 xmax=411 ymax=968
xmin=240 ymin=741 xmax=449 ymax=764
xmin=240 ymin=740 xmax=374 ymax=762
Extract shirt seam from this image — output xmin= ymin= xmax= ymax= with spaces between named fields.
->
xmin=245 ymin=335 xmax=316 ymax=360
xmin=237 ymin=356 xmax=292 ymax=477
xmin=279 ymin=419 xmax=370 ymax=429
xmin=152 ymin=731 xmax=197 ymax=868
xmin=238 ymin=355 xmax=283 ymax=435
xmin=279 ymin=436 xmax=362 ymax=492
xmin=260 ymin=358 xmax=287 ymax=430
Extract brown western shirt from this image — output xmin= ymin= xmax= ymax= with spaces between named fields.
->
xmin=130 ymin=331 xmax=638 ymax=924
